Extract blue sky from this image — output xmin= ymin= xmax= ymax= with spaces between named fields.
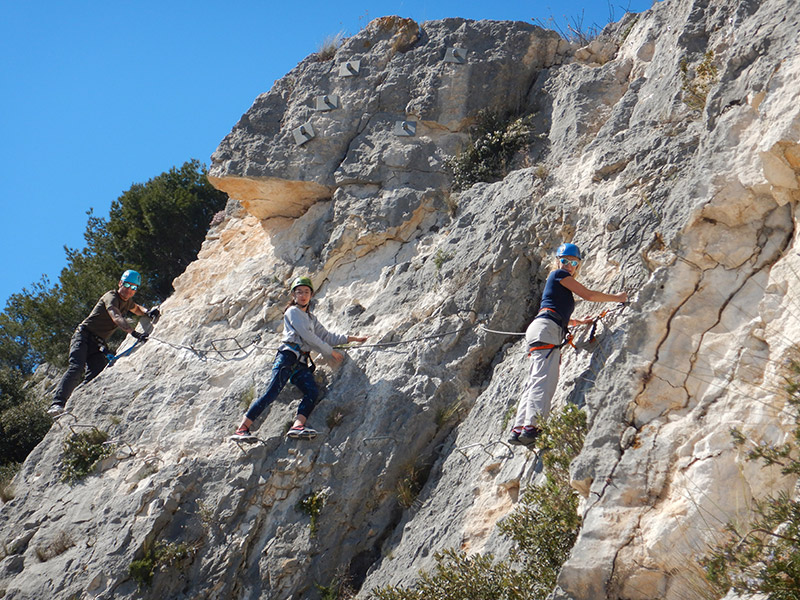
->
xmin=0 ymin=0 xmax=652 ymax=308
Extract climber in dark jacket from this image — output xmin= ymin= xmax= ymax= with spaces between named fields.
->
xmin=509 ymin=243 xmax=627 ymax=446
xmin=48 ymin=270 xmax=157 ymax=416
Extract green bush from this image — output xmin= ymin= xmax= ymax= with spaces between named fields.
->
xmin=129 ymin=540 xmax=194 ymax=588
xmin=496 ymin=404 xmax=586 ymax=596
xmin=0 ymin=397 xmax=51 ymax=465
xmin=297 ymin=490 xmax=329 ymax=536
xmin=317 ymin=569 xmax=357 ymax=600
xmin=370 ymin=405 xmax=587 ymax=600
xmin=61 ymin=428 xmax=114 ymax=483
xmin=373 ymin=549 xmax=532 ymax=600
xmin=445 ymin=110 xmax=533 ymax=191
xmin=433 ymin=249 xmax=455 ymax=271
xmin=701 ymin=358 xmax=800 ymax=598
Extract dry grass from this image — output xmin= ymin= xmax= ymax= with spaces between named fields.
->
xmin=34 ymin=530 xmax=75 ymax=562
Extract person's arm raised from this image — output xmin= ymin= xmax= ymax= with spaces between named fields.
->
xmin=560 ymin=276 xmax=628 ymax=304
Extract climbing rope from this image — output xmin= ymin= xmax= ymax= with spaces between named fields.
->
xmin=138 ymin=305 xmax=630 ymax=364
xmin=139 ymin=320 xmax=479 ymax=362
xmin=336 ymin=323 xmax=477 ymax=350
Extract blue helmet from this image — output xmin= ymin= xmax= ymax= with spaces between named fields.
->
xmin=120 ymin=269 xmax=142 ymax=286
xmin=556 ymin=243 xmax=582 ymax=260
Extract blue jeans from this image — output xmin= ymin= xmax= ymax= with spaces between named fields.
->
xmin=245 ymin=350 xmax=319 ymax=422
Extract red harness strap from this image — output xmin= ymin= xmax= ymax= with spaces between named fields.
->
xmin=529 ymin=308 xmax=575 ymax=356
xmin=527 ymin=330 xmax=575 ymax=356
xmin=528 ymin=343 xmax=558 ymax=355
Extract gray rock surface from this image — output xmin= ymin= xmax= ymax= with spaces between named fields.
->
xmin=2 ymin=2 xmax=799 ymax=599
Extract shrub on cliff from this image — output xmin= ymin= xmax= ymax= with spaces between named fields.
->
xmin=701 ymin=357 xmax=800 ymax=599
xmin=445 ymin=110 xmax=533 ymax=191
xmin=370 ymin=405 xmax=587 ymax=600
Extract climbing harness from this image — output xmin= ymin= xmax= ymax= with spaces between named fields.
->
xmin=285 ymin=343 xmax=316 ymax=373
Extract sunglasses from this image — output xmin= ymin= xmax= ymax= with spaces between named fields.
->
xmin=122 ymin=282 xmax=139 ymax=290
xmin=559 ymin=258 xmax=580 ymax=267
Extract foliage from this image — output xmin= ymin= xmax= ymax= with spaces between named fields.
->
xmin=60 ymin=428 xmax=114 ymax=483
xmin=497 ymin=405 xmax=586 ymax=596
xmin=445 ymin=110 xmax=533 ymax=191
xmin=435 ymin=399 xmax=464 ymax=428
xmin=680 ymin=50 xmax=718 ymax=112
xmin=618 ymin=15 xmax=640 ymax=44
xmin=317 ymin=569 xmax=357 ymax=600
xmin=239 ymin=385 xmax=256 ymax=410
xmin=0 ymin=462 xmax=20 ymax=503
xmin=98 ymin=159 xmax=229 ymax=301
xmin=0 ymin=160 xmax=226 ymax=484
xmin=371 ymin=405 xmax=587 ymax=600
xmin=0 ymin=395 xmax=51 ymax=465
xmin=532 ymin=10 xmax=602 ymax=46
xmin=701 ymin=358 xmax=800 ymax=599
xmin=395 ymin=459 xmax=429 ymax=509
xmin=316 ymin=31 xmax=346 ymax=61
xmin=373 ymin=549 xmax=533 ymax=600
xmin=34 ymin=530 xmax=75 ymax=562
xmin=1 ymin=159 xmax=227 ymax=369
xmin=326 ymin=408 xmax=346 ymax=430
xmin=433 ymin=249 xmax=455 ymax=271
xmin=532 ymin=3 xmax=630 ymax=46
xmin=129 ymin=540 xmax=194 ymax=588
xmin=297 ymin=490 xmax=329 ymax=536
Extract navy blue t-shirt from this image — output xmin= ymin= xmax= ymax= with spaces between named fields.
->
xmin=538 ymin=269 xmax=575 ymax=327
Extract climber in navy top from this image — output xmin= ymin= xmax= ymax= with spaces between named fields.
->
xmin=231 ymin=276 xmax=368 ymax=441
xmin=508 ymin=243 xmax=627 ymax=447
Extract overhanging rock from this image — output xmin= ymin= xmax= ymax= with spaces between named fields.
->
xmin=207 ymin=174 xmax=333 ymax=220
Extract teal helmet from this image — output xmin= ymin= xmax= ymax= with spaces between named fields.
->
xmin=556 ymin=243 xmax=582 ymax=260
xmin=120 ymin=269 xmax=142 ymax=286
xmin=290 ymin=276 xmax=314 ymax=293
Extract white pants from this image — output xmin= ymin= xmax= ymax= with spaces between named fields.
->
xmin=513 ymin=318 xmax=563 ymax=430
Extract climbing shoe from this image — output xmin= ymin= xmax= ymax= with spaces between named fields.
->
xmin=229 ymin=426 xmax=254 ymax=441
xmin=518 ymin=427 xmax=541 ymax=447
xmin=507 ymin=430 xmax=522 ymax=445
xmin=286 ymin=425 xmax=317 ymax=440
xmin=47 ymin=403 xmax=66 ymax=417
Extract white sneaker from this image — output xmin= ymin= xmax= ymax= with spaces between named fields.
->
xmin=286 ymin=426 xmax=317 ymax=440
xmin=47 ymin=403 xmax=66 ymax=417
xmin=229 ymin=426 xmax=255 ymax=441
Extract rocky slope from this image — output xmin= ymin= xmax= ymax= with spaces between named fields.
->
xmin=1 ymin=2 xmax=799 ymax=599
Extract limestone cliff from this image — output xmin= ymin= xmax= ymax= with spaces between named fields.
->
xmin=1 ymin=2 xmax=799 ymax=599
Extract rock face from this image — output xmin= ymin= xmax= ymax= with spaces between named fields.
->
xmin=1 ymin=3 xmax=799 ymax=600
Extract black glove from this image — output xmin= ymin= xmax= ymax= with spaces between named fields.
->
xmin=146 ymin=306 xmax=161 ymax=324
xmin=131 ymin=330 xmax=149 ymax=342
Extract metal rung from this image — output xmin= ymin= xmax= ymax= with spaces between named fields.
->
xmin=444 ymin=47 xmax=467 ymax=64
xmin=292 ymin=122 xmax=315 ymax=146
xmin=315 ymin=94 xmax=340 ymax=111
xmin=338 ymin=60 xmax=361 ymax=77
xmin=393 ymin=120 xmax=416 ymax=137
